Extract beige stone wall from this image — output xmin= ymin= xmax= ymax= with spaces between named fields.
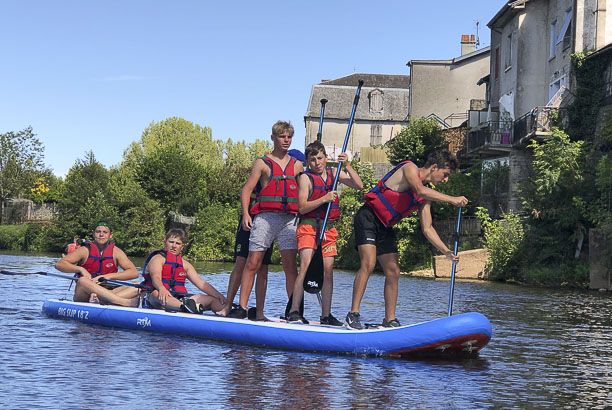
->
xmin=432 ymin=249 xmax=490 ymax=280
xmin=410 ymin=54 xmax=490 ymax=124
xmin=1 ymin=199 xmax=56 ymax=225
xmin=305 ymin=118 xmax=403 ymax=155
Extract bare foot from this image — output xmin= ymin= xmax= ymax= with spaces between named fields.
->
xmin=89 ymin=293 xmax=100 ymax=304
xmin=216 ymin=306 xmax=230 ymax=316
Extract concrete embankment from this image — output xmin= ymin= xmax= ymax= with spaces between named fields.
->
xmin=403 ymin=249 xmax=489 ymax=280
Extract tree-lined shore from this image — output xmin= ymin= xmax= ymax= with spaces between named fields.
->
xmin=2 ymin=57 xmax=611 ymax=290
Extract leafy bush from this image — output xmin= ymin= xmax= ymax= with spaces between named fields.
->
xmin=385 ymin=118 xmax=445 ymax=166
xmin=522 ymin=262 xmax=589 ymax=287
xmin=0 ymin=225 xmax=27 ymax=250
xmin=476 ymin=207 xmax=525 ymax=280
xmin=188 ymin=203 xmax=240 ymax=261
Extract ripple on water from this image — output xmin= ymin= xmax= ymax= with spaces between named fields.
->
xmin=1 ymin=253 xmax=611 ymax=408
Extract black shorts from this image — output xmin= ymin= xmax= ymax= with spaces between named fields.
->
xmin=354 ymin=205 xmax=398 ymax=256
xmin=234 ymin=216 xmax=273 ymax=265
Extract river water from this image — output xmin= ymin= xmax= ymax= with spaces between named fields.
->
xmin=0 ymin=252 xmax=610 ymax=409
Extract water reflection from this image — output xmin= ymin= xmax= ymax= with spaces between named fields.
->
xmin=0 ymin=252 xmax=611 ymax=408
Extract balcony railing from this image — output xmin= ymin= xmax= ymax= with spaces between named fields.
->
xmin=513 ymin=106 xmax=566 ymax=144
xmin=466 ymin=121 xmax=513 ymax=154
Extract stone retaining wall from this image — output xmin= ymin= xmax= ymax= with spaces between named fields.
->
xmin=1 ymin=199 xmax=56 ymax=224
xmin=433 ymin=249 xmax=489 ymax=279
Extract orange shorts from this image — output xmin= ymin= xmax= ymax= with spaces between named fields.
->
xmin=296 ymin=224 xmax=338 ymax=258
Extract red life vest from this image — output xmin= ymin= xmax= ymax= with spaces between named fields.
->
xmin=300 ymin=168 xmax=340 ymax=222
xmin=66 ymin=243 xmax=78 ymax=254
xmin=141 ymin=250 xmax=188 ymax=294
xmin=364 ymin=161 xmax=426 ymax=228
xmin=80 ymin=242 xmax=117 ymax=277
xmin=250 ymin=156 xmax=299 ymax=215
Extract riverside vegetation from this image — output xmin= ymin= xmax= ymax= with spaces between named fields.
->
xmin=2 ymin=56 xmax=611 ymax=289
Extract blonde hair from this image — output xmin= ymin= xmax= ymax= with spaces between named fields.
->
xmin=272 ymin=120 xmax=294 ymax=137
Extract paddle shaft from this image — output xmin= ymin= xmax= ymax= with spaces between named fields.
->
xmin=316 ymin=98 xmax=328 ymax=142
xmin=0 ymin=270 xmax=191 ymax=298
xmin=317 ymin=80 xmax=363 ymax=244
xmin=447 ymin=207 xmax=463 ymax=316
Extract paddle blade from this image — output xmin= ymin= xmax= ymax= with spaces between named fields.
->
xmin=303 ymin=245 xmax=324 ymax=294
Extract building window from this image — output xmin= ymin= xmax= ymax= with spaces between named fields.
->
xmin=550 ymin=20 xmax=557 ymax=58
xmin=504 ymin=32 xmax=513 ymax=70
xmin=549 ymin=75 xmax=566 ymax=101
xmin=369 ymin=89 xmax=383 ymax=113
xmin=556 ymin=9 xmax=573 ymax=50
xmin=370 ymin=124 xmax=382 ymax=146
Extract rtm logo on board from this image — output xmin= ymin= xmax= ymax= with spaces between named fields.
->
xmin=136 ymin=317 xmax=152 ymax=328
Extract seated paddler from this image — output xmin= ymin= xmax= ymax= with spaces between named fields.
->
xmin=55 ymin=220 xmax=140 ymax=307
xmin=141 ymin=228 xmax=227 ymax=314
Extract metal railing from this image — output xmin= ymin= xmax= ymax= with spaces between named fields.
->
xmin=513 ymin=106 xmax=567 ymax=144
xmin=467 ymin=121 xmax=513 ymax=153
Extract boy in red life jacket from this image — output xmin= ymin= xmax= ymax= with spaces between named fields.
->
xmin=346 ymin=150 xmax=468 ymax=330
xmin=55 ymin=221 xmax=140 ymax=306
xmin=227 ymin=120 xmax=304 ymax=320
xmin=142 ymin=229 xmax=226 ymax=313
xmin=62 ymin=236 xmax=82 ymax=257
xmin=286 ymin=141 xmax=362 ymax=325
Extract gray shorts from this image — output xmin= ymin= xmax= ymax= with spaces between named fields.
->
xmin=249 ymin=212 xmax=297 ymax=252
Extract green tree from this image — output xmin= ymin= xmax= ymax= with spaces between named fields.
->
xmin=188 ymin=202 xmax=240 ymax=261
xmin=0 ymin=127 xmax=46 ymax=222
xmin=107 ymin=166 xmax=165 ymax=256
xmin=136 ymin=146 xmax=208 ymax=215
xmin=385 ymin=118 xmax=446 ymax=166
xmin=54 ymin=152 xmax=114 ymax=241
xmin=124 ymin=117 xmax=223 ymax=170
xmin=518 ymin=127 xmax=593 ymax=267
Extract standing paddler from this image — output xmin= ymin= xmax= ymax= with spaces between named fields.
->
xmin=286 ymin=141 xmax=362 ymax=325
xmin=346 ymin=150 xmax=469 ymax=329
xmin=227 ymin=120 xmax=303 ymax=320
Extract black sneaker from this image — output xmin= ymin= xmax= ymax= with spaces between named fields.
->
xmin=345 ymin=312 xmax=363 ymax=330
xmin=320 ymin=314 xmax=343 ymax=327
xmin=227 ymin=305 xmax=247 ymax=319
xmin=286 ymin=311 xmax=303 ymax=323
xmin=382 ymin=318 xmax=401 ymax=328
xmin=181 ymin=298 xmax=203 ymax=314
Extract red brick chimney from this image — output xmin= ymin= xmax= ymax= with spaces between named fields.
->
xmin=461 ymin=34 xmax=476 ymax=56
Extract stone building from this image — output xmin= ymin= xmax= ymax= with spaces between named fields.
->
xmin=407 ymin=35 xmax=490 ymax=129
xmin=303 ymin=73 xmax=410 ymax=162
xmin=467 ymin=0 xmax=612 ymax=214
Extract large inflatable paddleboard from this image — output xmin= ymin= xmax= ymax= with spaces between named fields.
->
xmin=42 ymin=299 xmax=492 ymax=357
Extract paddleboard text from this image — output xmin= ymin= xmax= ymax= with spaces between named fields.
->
xmin=57 ymin=307 xmax=89 ymax=320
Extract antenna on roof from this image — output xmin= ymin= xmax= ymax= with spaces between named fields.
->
xmin=476 ymin=21 xmax=481 ymax=48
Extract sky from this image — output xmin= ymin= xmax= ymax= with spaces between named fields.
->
xmin=1 ymin=0 xmax=507 ymax=177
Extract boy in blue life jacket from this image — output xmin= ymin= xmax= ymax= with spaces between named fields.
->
xmin=286 ymin=141 xmax=362 ymax=325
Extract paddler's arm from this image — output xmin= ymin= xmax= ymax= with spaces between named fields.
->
xmin=148 ymin=256 xmax=172 ymax=306
xmin=404 ymin=163 xmax=466 ymax=206
xmin=336 ymin=153 xmax=363 ymax=190
xmin=55 ymin=247 xmax=91 ymax=279
xmin=297 ymin=173 xmax=336 ymax=215
xmin=240 ymin=158 xmax=265 ymax=231
xmin=184 ymin=261 xmax=226 ymax=305
xmin=419 ymin=202 xmax=458 ymax=263
xmin=104 ymin=247 xmax=138 ymax=281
